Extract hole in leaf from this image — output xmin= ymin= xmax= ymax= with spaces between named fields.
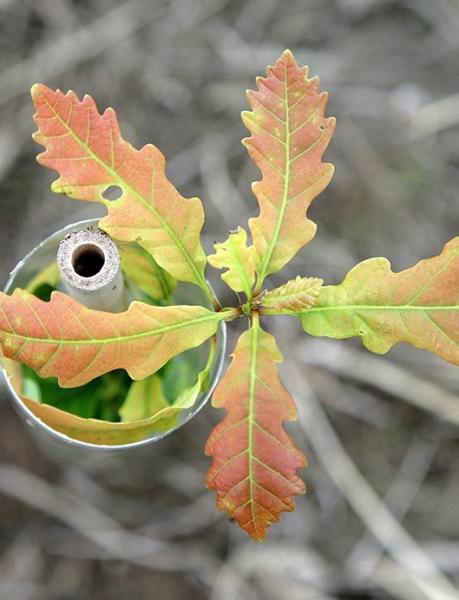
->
xmin=72 ymin=244 xmax=105 ymax=278
xmin=102 ymin=185 xmax=123 ymax=201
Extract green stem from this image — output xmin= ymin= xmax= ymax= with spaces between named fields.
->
xmin=220 ymin=307 xmax=240 ymax=321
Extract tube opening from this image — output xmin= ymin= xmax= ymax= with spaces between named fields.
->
xmin=71 ymin=244 xmax=105 ymax=278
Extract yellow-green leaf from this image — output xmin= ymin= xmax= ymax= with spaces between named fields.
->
xmin=243 ymin=50 xmax=335 ymax=289
xmin=119 ymin=373 xmax=169 ymax=422
xmin=20 ymin=396 xmax=173 ymax=444
xmin=26 ymin=261 xmax=61 ymax=295
xmin=300 ymin=237 xmax=459 ymax=365
xmin=118 ymin=242 xmax=175 ymax=301
xmin=260 ymin=276 xmax=323 ymax=312
xmin=207 ymin=227 xmax=256 ymax=297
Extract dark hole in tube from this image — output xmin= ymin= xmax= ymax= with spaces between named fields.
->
xmin=72 ymin=244 xmax=105 ymax=278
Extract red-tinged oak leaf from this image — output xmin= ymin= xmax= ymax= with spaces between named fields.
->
xmin=243 ymin=49 xmax=335 ymax=289
xmin=205 ymin=318 xmax=306 ymax=541
xmin=300 ymin=237 xmax=459 ymax=365
xmin=31 ymin=84 xmax=211 ymax=297
xmin=0 ymin=289 xmax=227 ymax=387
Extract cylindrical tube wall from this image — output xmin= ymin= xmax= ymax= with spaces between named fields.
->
xmin=57 ymin=228 xmax=127 ymax=312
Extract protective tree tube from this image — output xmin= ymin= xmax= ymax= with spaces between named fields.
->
xmin=57 ymin=228 xmax=127 ymax=312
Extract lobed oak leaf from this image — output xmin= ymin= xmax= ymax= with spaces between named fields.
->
xmin=260 ymin=276 xmax=323 ymax=312
xmin=205 ymin=319 xmax=306 ymax=541
xmin=300 ymin=237 xmax=459 ymax=364
xmin=31 ymin=84 xmax=211 ymax=297
xmin=0 ymin=289 xmax=226 ymax=387
xmin=207 ymin=227 xmax=256 ymax=297
xmin=243 ymin=49 xmax=335 ymax=289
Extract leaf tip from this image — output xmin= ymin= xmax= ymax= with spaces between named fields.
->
xmin=30 ymin=83 xmax=44 ymax=100
xmin=240 ymin=110 xmax=252 ymax=125
xmin=50 ymin=180 xmax=61 ymax=192
xmin=32 ymin=134 xmax=43 ymax=153
xmin=325 ymin=162 xmax=335 ymax=177
xmin=31 ymin=83 xmax=61 ymax=108
xmin=281 ymin=48 xmax=295 ymax=63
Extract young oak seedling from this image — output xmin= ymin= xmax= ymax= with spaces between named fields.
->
xmin=1 ymin=50 xmax=458 ymax=541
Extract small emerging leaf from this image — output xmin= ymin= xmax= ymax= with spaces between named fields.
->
xmin=207 ymin=227 xmax=256 ymax=296
xmin=22 ymin=370 xmax=42 ymax=402
xmin=119 ymin=373 xmax=169 ymax=421
xmin=118 ymin=242 xmax=175 ymax=301
xmin=0 ymin=289 xmax=226 ymax=387
xmin=205 ymin=318 xmax=306 ymax=541
xmin=300 ymin=237 xmax=459 ymax=365
xmin=31 ymin=85 xmax=211 ymax=297
xmin=243 ymin=50 xmax=335 ymax=289
xmin=260 ymin=276 xmax=323 ymax=312
xmin=26 ymin=261 xmax=61 ymax=295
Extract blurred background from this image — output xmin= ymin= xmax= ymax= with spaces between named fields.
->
xmin=1 ymin=0 xmax=459 ymax=598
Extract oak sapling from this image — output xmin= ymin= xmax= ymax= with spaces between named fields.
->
xmin=1 ymin=50 xmax=458 ymax=541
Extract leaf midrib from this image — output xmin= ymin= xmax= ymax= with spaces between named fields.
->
xmin=39 ymin=92 xmax=207 ymax=291
xmin=256 ymin=64 xmax=290 ymax=288
xmin=1 ymin=311 xmax=222 ymax=346
xmin=247 ymin=320 xmax=259 ymax=534
xmin=302 ymin=304 xmax=459 ymax=315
